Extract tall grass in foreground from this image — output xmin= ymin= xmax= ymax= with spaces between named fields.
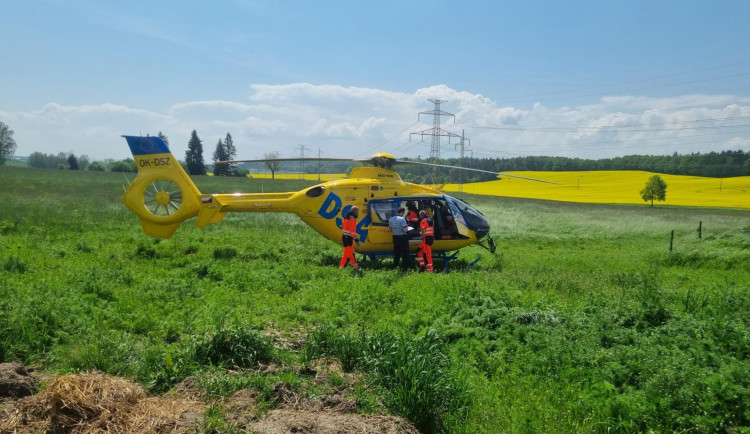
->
xmin=304 ymin=327 xmax=471 ymax=433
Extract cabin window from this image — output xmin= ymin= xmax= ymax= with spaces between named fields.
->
xmin=446 ymin=196 xmax=490 ymax=232
xmin=305 ymin=186 xmax=325 ymax=198
xmin=370 ymin=201 xmax=398 ymax=223
xmin=413 ymin=198 xmax=461 ymax=239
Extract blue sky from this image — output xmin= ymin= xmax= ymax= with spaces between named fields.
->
xmin=2 ymin=0 xmax=749 ymax=161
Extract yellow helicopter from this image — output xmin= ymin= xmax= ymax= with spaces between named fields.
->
xmin=121 ymin=135 xmax=551 ymax=265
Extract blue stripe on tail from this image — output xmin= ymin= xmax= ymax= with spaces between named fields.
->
xmin=123 ymin=135 xmax=170 ymax=156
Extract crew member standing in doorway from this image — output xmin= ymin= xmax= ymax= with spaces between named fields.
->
xmin=417 ymin=210 xmax=434 ymax=272
xmin=339 ymin=206 xmax=359 ymax=269
xmin=388 ymin=207 xmax=410 ymax=269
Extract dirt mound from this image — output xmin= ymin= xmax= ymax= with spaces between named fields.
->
xmin=0 ymin=372 xmax=201 ymax=433
xmin=249 ymin=409 xmax=420 ymax=434
xmin=0 ymin=362 xmax=38 ymax=400
xmin=0 ymin=367 xmax=418 ymax=434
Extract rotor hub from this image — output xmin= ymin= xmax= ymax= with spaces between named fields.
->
xmin=142 ymin=179 xmax=183 ymax=217
xmin=155 ymin=191 xmax=171 ymax=205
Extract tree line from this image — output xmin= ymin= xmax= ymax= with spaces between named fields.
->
xmin=17 ymin=130 xmax=247 ymax=177
xmin=2 ymin=119 xmax=748 ymax=179
xmin=396 ymin=150 xmax=750 ymax=183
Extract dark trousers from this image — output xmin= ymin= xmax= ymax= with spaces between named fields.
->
xmin=392 ymin=235 xmax=410 ymax=269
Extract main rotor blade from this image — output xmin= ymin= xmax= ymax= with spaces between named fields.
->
xmin=393 ymin=160 xmax=560 ymax=184
xmin=216 ymin=154 xmax=558 ymax=184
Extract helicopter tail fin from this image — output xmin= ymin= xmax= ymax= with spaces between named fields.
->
xmin=122 ymin=135 xmax=204 ymax=238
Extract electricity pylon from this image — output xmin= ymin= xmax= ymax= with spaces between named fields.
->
xmin=410 ymin=99 xmax=462 ymax=159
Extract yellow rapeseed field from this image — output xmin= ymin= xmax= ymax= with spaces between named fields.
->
xmin=443 ymin=171 xmax=750 ymax=210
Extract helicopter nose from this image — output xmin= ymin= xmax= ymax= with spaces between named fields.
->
xmin=475 ymin=217 xmax=490 ymax=239
xmin=446 ymin=195 xmax=490 ymax=238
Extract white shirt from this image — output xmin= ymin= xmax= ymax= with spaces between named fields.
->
xmin=388 ymin=215 xmax=408 ymax=236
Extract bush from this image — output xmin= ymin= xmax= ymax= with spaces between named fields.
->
xmin=110 ymin=159 xmax=137 ymax=173
xmin=55 ymin=330 xmax=144 ymax=377
xmin=144 ymin=325 xmax=275 ymax=393
xmin=191 ymin=325 xmax=274 ymax=369
xmin=135 ymin=244 xmax=156 ymax=259
xmin=3 ymin=255 xmax=26 ymax=273
xmin=87 ymin=161 xmax=106 ymax=171
xmin=212 ymin=247 xmax=237 ymax=260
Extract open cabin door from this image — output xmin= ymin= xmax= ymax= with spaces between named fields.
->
xmin=365 ymin=199 xmax=399 ymax=247
xmin=365 ymin=196 xmax=468 ymax=244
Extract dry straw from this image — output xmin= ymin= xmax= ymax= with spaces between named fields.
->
xmin=0 ymin=372 xmax=201 ymax=433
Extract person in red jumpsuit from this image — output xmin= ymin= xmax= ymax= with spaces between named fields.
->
xmin=339 ymin=206 xmax=360 ymax=269
xmin=417 ymin=210 xmax=434 ymax=272
xmin=405 ymin=202 xmax=419 ymax=227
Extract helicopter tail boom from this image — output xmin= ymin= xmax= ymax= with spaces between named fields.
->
xmin=122 ymin=135 xmax=204 ymax=238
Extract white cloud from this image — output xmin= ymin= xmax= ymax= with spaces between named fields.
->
xmin=1 ymin=84 xmax=748 ymax=161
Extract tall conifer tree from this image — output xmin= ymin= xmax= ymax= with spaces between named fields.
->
xmin=224 ymin=133 xmax=237 ymax=175
xmin=185 ymin=130 xmax=206 ymax=175
xmin=212 ymin=138 xmax=229 ymax=176
xmin=157 ymin=131 xmax=170 ymax=146
xmin=67 ymin=154 xmax=79 ymax=170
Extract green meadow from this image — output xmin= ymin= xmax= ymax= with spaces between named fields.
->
xmin=2 ymin=165 xmax=750 ymax=433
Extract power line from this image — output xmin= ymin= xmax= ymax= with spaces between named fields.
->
xmin=472 ymin=136 xmax=748 ymax=157
xmin=354 ymin=121 xmax=419 ymax=158
xmin=455 ymin=116 xmax=750 ymax=133
xmin=498 ymin=62 xmax=750 ymax=103
xmin=460 ymin=96 xmax=746 ymax=131
xmin=479 ymin=129 xmax=748 ymax=151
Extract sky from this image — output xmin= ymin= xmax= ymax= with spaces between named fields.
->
xmin=1 ymin=0 xmax=749 ymax=162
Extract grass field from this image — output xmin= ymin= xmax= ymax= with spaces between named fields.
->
xmin=2 ymin=166 xmax=750 ymax=432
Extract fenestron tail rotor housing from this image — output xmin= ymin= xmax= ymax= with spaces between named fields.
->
xmin=143 ymin=179 xmax=183 ymax=217
xmin=121 ymin=137 xmax=204 ymax=238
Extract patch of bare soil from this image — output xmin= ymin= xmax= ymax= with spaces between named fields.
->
xmin=266 ymin=322 xmax=308 ymax=350
xmin=0 ymin=362 xmax=38 ymax=401
xmin=248 ymin=410 xmax=419 ymax=434
xmin=224 ymin=359 xmax=417 ymax=433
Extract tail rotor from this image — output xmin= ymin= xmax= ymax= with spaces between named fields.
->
xmin=122 ymin=136 xmax=202 ymax=238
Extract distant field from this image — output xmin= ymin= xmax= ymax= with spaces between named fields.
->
xmin=444 ymin=171 xmax=750 ymax=209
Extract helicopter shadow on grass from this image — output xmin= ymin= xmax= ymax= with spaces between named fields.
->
xmin=317 ymin=251 xmax=481 ymax=273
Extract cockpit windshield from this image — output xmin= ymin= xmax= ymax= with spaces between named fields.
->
xmin=445 ymin=196 xmax=490 ymax=235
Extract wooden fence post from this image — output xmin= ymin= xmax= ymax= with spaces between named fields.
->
xmin=670 ymin=230 xmax=674 ymax=252
xmin=698 ymin=221 xmax=702 ymax=239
